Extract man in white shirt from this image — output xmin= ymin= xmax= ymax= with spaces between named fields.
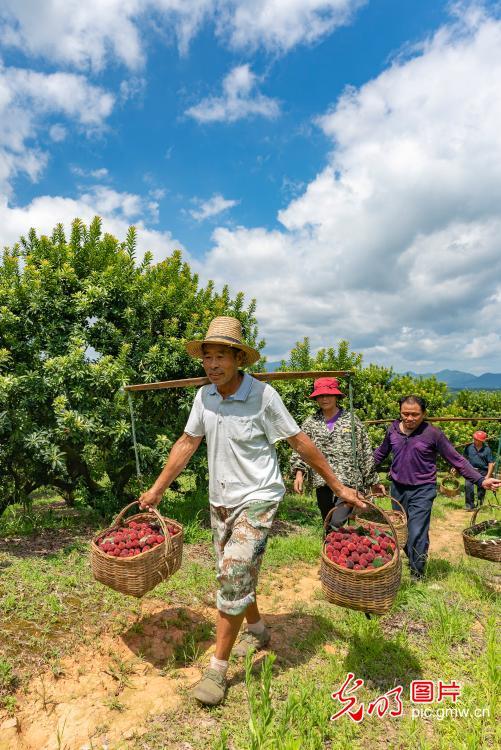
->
xmin=139 ymin=316 xmax=365 ymax=705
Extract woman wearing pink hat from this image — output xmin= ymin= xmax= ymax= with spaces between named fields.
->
xmin=290 ymin=377 xmax=383 ymax=522
xmin=463 ymin=431 xmax=494 ymax=510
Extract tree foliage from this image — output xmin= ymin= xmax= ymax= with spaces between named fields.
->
xmin=272 ymin=338 xmax=501 ymax=476
xmin=0 ymin=218 xmax=262 ymax=516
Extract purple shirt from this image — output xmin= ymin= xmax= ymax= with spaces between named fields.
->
xmin=325 ymin=408 xmax=343 ymax=432
xmin=373 ymin=420 xmax=484 ymax=487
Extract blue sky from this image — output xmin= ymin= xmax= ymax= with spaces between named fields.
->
xmin=1 ymin=1 xmax=501 ymax=373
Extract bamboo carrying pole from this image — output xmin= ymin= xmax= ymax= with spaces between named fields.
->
xmin=365 ymin=417 xmax=501 ymax=425
xmin=124 ymin=370 xmax=354 ymax=477
xmin=124 ymin=370 xmax=352 ymax=392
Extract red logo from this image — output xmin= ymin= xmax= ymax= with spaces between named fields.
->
xmin=331 ymin=673 xmax=403 ymax=722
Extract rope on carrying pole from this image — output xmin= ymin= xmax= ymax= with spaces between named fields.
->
xmin=495 ymin=432 xmax=501 ymax=478
xmin=127 ymin=391 xmax=142 ymax=477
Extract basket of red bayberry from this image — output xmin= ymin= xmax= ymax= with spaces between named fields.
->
xmin=91 ymin=501 xmax=183 ymax=597
xmin=320 ymin=499 xmax=402 ymax=615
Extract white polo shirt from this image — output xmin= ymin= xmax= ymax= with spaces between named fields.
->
xmin=184 ymin=373 xmax=300 ymax=507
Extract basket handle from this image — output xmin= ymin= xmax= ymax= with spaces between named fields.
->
xmin=366 ymin=488 xmax=406 ymax=518
xmin=324 ymin=497 xmax=400 ymax=561
xmin=111 ymin=501 xmax=174 ymax=557
xmin=470 ymin=502 xmax=501 ymax=528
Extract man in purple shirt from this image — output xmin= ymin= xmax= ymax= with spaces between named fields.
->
xmin=373 ymin=395 xmax=501 ymax=580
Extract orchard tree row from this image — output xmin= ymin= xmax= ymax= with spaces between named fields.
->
xmin=0 ymin=219 xmax=499 ymax=516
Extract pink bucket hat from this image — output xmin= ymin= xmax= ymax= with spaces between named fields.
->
xmin=309 ymin=377 xmax=345 ymax=399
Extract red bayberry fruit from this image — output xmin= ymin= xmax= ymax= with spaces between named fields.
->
xmin=143 ymin=545 xmax=151 ymax=552
xmin=351 ymin=551 xmax=360 ymax=562
xmin=353 ymin=564 xmax=362 ymax=570
xmin=156 ymin=535 xmax=164 ymax=544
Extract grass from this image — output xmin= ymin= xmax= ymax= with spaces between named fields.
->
xmin=0 ymin=486 xmax=499 ymax=749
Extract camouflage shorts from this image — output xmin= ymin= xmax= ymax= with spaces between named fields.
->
xmin=210 ymin=499 xmax=279 ymax=616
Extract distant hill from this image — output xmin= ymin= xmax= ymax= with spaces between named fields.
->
xmin=407 ymin=369 xmax=501 ymax=390
xmin=264 ymin=361 xmax=501 ymax=390
xmin=265 ymin=360 xmax=283 ymax=372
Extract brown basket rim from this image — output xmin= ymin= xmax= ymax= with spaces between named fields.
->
xmin=440 ymin=477 xmax=460 ymax=488
xmin=323 ymin=496 xmax=401 ymax=570
xmin=462 ymin=520 xmax=501 ymax=545
xmin=91 ymin=508 xmax=183 ymax=560
xmin=320 ymin=546 xmax=397 ymax=574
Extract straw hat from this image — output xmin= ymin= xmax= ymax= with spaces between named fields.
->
xmin=185 ymin=316 xmax=260 ymax=365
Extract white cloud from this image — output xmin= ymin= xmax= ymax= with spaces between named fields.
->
xmin=0 ymin=1 xmax=365 ymax=68
xmin=49 ymin=124 xmax=67 ymax=142
xmin=71 ymin=166 xmax=110 ymax=180
xmin=190 ymin=193 xmax=240 ymax=220
xmin=119 ymin=76 xmax=147 ymax=102
xmin=464 ymin=333 xmax=501 ymax=360
xmin=0 ymin=62 xmax=114 ymax=194
xmin=218 ymin=0 xmax=367 ymax=53
xmin=193 ymin=8 xmax=501 ymax=372
xmin=0 ymin=0 xmax=145 ymax=72
xmin=0 ymin=187 xmax=186 ymax=265
xmin=186 ymin=64 xmax=280 ymax=123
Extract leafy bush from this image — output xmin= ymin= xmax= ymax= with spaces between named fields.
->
xmin=0 ymin=217 xmax=261 ymax=516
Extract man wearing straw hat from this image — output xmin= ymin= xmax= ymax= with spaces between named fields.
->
xmin=139 ymin=316 xmax=365 ymax=706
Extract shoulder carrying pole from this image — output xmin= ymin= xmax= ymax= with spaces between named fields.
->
xmin=125 ymin=369 xmax=353 ymax=479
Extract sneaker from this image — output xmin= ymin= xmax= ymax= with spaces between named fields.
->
xmin=191 ymin=668 xmax=227 ymax=706
xmin=233 ymin=627 xmax=271 ymax=658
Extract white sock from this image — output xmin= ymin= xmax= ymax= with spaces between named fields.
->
xmin=247 ymin=619 xmax=265 ymax=635
xmin=210 ymin=656 xmax=229 ymax=675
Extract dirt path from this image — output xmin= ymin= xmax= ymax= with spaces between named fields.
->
xmin=0 ymin=507 xmax=484 ymax=750
xmin=429 ymin=505 xmax=473 ymax=561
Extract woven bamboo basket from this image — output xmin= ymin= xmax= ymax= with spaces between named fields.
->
xmin=462 ymin=502 xmax=501 ymax=563
xmin=357 ymin=491 xmax=407 ymax=550
xmin=320 ymin=499 xmax=402 ymax=615
xmin=91 ymin=502 xmax=183 ymax=597
xmin=439 ymin=475 xmax=461 ymax=498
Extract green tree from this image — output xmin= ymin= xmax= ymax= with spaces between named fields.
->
xmin=0 ymin=218 xmax=262 ymax=516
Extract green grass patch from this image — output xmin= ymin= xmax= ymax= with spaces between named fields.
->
xmin=0 ymin=494 xmax=103 ymax=536
xmin=263 ymin=533 xmax=321 ymax=568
